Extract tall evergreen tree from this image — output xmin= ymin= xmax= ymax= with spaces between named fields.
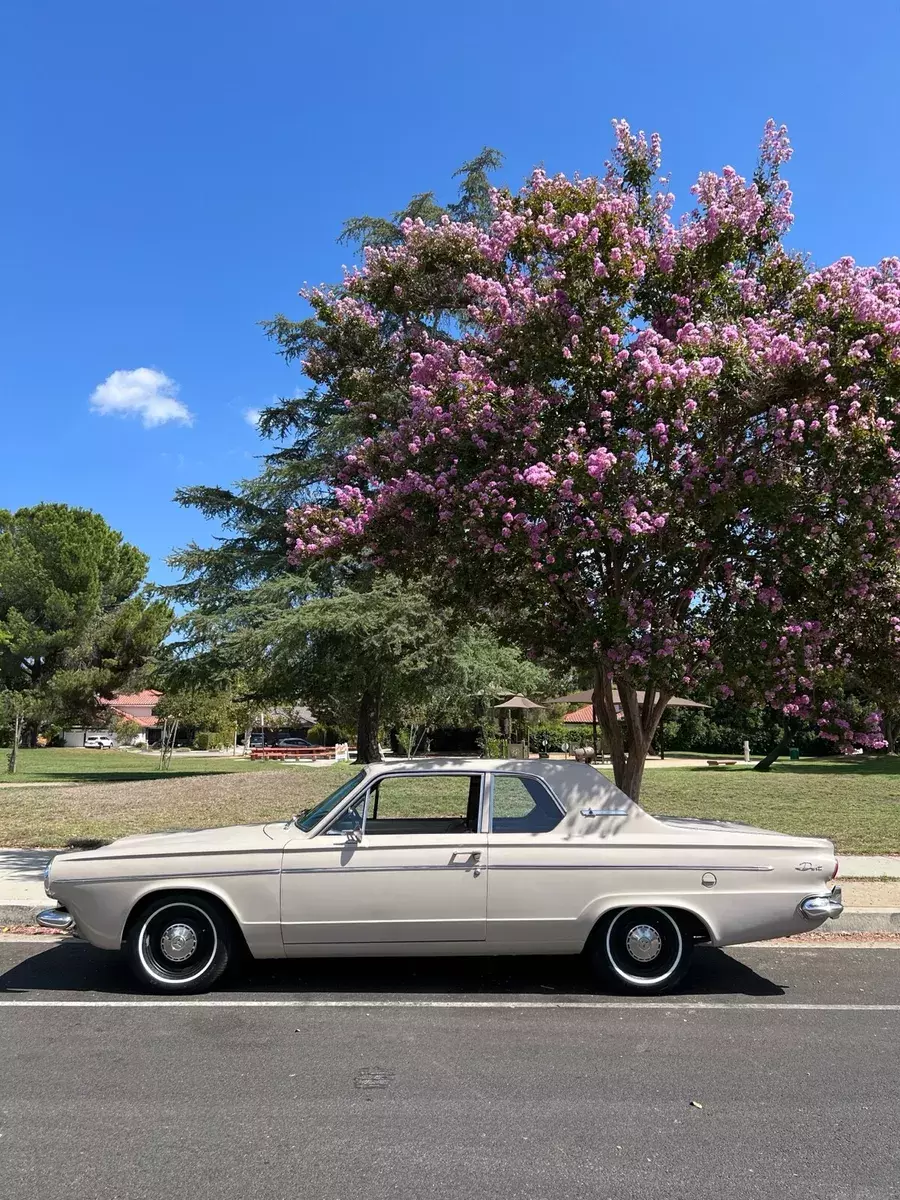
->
xmin=0 ymin=503 xmax=171 ymax=742
xmin=164 ymin=151 xmax=507 ymax=761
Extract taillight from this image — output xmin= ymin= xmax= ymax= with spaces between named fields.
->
xmin=831 ymin=858 xmax=839 ymax=880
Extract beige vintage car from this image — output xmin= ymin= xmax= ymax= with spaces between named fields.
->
xmin=39 ymin=758 xmax=843 ymax=994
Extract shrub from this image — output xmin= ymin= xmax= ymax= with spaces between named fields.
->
xmin=193 ymin=731 xmax=227 ymax=751
xmin=306 ymin=723 xmax=349 ymax=746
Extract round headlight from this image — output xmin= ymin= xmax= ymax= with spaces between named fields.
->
xmin=43 ymin=863 xmax=55 ymax=898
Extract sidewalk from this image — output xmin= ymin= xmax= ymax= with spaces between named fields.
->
xmin=2 ymin=847 xmax=898 ymax=932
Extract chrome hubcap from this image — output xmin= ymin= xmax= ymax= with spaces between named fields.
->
xmin=625 ymin=923 xmax=662 ymax=963
xmin=159 ymin=922 xmax=198 ymax=963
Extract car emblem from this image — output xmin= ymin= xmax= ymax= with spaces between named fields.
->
xmin=795 ymin=861 xmax=821 ymax=872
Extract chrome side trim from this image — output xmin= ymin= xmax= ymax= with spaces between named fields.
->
xmin=283 ymin=863 xmax=478 ymax=875
xmin=283 ymin=862 xmax=774 ymax=875
xmin=66 ymin=847 xmax=284 ymax=864
xmin=58 ymin=867 xmax=281 ymax=886
xmin=488 ymin=863 xmax=774 ymax=872
xmin=580 ymin=808 xmax=631 ymax=817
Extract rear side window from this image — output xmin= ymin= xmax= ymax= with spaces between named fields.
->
xmin=491 ymin=775 xmax=562 ymax=834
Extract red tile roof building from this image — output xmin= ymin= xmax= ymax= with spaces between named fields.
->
xmin=99 ymin=689 xmax=161 ymax=729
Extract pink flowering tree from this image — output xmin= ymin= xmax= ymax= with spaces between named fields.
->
xmin=286 ymin=120 xmax=900 ymax=799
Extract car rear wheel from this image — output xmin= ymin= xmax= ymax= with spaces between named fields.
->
xmin=125 ymin=894 xmax=231 ymax=994
xmin=587 ymin=906 xmax=692 ymax=994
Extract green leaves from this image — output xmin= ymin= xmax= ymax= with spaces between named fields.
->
xmin=0 ymin=503 xmax=171 ymax=732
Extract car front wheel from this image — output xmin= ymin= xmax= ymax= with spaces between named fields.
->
xmin=588 ymin=906 xmax=692 ymax=994
xmin=125 ymin=894 xmax=232 ymax=994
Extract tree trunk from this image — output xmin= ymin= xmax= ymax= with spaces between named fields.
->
xmin=592 ymin=669 xmax=670 ymax=802
xmin=355 ymin=687 xmax=383 ymax=764
xmin=884 ymin=715 xmax=896 ymax=756
xmin=7 ymin=711 xmax=22 ymax=775
xmin=243 ymin=722 xmax=253 ymax=756
xmin=753 ymin=725 xmax=792 ymax=772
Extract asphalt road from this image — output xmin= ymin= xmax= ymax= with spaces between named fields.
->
xmin=1 ymin=940 xmax=898 ymax=1200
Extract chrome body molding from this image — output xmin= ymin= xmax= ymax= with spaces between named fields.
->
xmin=487 ymin=863 xmax=774 ymax=872
xmin=60 ymin=867 xmax=282 ymax=887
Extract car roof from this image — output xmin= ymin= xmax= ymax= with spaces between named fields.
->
xmin=360 ymin=757 xmax=631 ymax=813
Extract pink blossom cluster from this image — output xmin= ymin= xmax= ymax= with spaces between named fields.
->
xmin=288 ymin=119 xmax=900 ymax=750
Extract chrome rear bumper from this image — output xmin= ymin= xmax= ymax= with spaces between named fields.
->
xmin=800 ymin=886 xmax=843 ymax=921
xmin=36 ymin=908 xmax=76 ymax=932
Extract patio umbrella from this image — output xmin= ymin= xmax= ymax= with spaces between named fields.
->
xmin=494 ymin=694 xmax=546 ymax=711
xmin=493 ymin=694 xmax=545 ymax=744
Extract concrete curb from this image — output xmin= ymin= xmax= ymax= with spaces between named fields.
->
xmin=0 ymin=904 xmax=43 ymax=926
xmin=833 ymin=907 xmax=900 ymax=933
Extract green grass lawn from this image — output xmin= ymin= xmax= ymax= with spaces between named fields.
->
xmin=3 ymin=747 xmax=278 ymax=784
xmin=1 ymin=748 xmax=899 ymax=853
xmin=640 ymin=757 xmax=900 ymax=855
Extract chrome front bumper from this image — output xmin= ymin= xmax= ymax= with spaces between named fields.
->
xmin=36 ymin=907 xmax=76 ymax=932
xmin=799 ymin=886 xmax=843 ymax=921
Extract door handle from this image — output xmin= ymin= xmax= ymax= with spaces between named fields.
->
xmin=452 ymin=849 xmax=483 ymax=875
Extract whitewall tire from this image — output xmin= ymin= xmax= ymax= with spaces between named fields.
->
xmin=125 ymin=894 xmax=232 ymax=994
xmin=588 ymin=906 xmax=692 ymax=994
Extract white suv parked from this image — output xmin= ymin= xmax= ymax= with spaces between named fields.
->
xmin=84 ymin=734 xmax=114 ymax=749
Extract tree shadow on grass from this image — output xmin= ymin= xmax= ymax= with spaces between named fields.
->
xmin=671 ymin=757 xmax=900 ymax=779
xmin=0 ymin=941 xmax=784 ymax=999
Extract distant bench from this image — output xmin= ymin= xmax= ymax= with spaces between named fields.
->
xmin=706 ymin=759 xmax=738 ymax=767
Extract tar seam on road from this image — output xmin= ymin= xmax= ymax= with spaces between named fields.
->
xmin=1 ymin=1000 xmax=900 ymax=1010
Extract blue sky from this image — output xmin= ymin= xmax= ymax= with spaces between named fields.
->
xmin=3 ymin=1 xmax=899 ymax=587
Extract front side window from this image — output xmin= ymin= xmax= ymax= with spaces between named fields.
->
xmin=319 ymin=773 xmax=484 ymax=837
xmin=365 ymin=774 xmax=482 ymax=835
xmin=296 ymin=771 xmax=365 ymax=832
xmin=491 ymin=775 xmax=562 ymax=834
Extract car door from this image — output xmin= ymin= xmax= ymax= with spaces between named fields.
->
xmin=281 ymin=772 xmax=488 ymax=947
xmin=485 ymin=771 xmax=572 ymax=949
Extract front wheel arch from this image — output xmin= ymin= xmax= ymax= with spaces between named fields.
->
xmin=122 ymin=887 xmax=248 ymax=956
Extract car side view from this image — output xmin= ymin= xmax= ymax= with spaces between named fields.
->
xmin=39 ymin=758 xmax=843 ymax=994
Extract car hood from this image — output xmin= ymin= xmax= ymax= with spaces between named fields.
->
xmin=58 ymin=821 xmax=291 ymax=864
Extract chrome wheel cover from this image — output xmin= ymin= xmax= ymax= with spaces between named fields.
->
xmin=605 ymin=907 xmax=684 ymax=987
xmin=159 ymin=922 xmax=198 ymax=963
xmin=624 ymin=923 xmax=662 ymax=963
xmin=137 ymin=902 xmax=218 ymax=985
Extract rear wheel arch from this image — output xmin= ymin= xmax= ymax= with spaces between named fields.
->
xmin=584 ymin=904 xmax=710 ymax=994
xmin=584 ymin=901 xmax=713 ymax=949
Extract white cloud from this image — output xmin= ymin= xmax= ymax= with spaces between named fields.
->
xmin=89 ymin=368 xmax=193 ymax=428
xmin=243 ymin=407 xmax=262 ymax=427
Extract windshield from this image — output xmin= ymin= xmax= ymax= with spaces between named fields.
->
xmin=295 ymin=771 xmax=365 ymax=832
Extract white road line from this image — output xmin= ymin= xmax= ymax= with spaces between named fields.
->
xmin=0 ymin=999 xmax=899 ymax=1010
